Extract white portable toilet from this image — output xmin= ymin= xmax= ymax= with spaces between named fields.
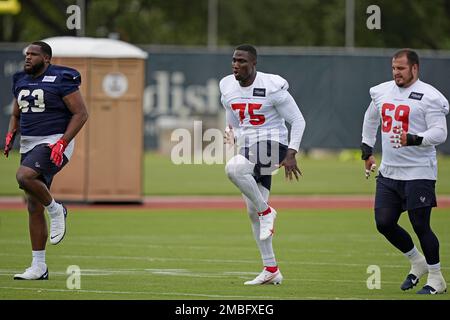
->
xmin=40 ymin=37 xmax=148 ymax=203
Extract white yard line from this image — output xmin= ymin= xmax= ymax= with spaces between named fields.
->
xmin=0 ymin=267 xmax=404 ymax=285
xmin=0 ymin=285 xmax=368 ymax=300
xmin=1 ymin=252 xmax=448 ymax=270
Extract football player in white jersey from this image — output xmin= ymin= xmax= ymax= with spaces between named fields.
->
xmin=361 ymin=49 xmax=449 ymax=294
xmin=220 ymin=44 xmax=306 ymax=285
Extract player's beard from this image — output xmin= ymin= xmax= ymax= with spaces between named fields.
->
xmin=24 ymin=60 xmax=45 ymax=75
xmin=395 ymin=69 xmax=414 ymax=88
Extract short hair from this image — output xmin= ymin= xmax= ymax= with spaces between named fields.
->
xmin=393 ymin=49 xmax=419 ymax=67
xmin=31 ymin=41 xmax=52 ymax=59
xmin=235 ymin=44 xmax=257 ymax=61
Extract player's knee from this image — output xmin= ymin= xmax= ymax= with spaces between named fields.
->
xmin=15 ymin=171 xmax=29 ymax=190
xmin=375 ymin=219 xmax=395 ymax=235
xmin=225 ymin=155 xmax=253 ymax=180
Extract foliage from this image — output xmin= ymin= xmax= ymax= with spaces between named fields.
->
xmin=1 ymin=0 xmax=449 ymax=49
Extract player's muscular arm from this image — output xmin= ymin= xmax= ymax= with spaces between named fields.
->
xmin=8 ymin=99 xmax=20 ymax=132
xmin=3 ymin=99 xmax=20 ymax=157
xmin=61 ymin=90 xmax=89 ymax=143
xmin=49 ymin=90 xmax=88 ymax=166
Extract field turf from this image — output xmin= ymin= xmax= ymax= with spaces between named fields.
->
xmin=0 ymin=208 xmax=448 ymax=300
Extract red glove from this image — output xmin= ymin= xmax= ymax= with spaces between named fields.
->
xmin=4 ymin=129 xmax=17 ymax=158
xmin=49 ymin=139 xmax=68 ymax=167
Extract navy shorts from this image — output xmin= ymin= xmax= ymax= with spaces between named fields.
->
xmin=20 ymin=144 xmax=68 ymax=189
xmin=374 ymin=173 xmax=437 ymax=211
xmin=240 ymin=140 xmax=288 ymax=191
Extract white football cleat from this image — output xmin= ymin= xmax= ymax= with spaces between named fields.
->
xmin=14 ymin=263 xmax=48 ymax=280
xmin=259 ymin=207 xmax=276 ymax=241
xmin=244 ymin=268 xmax=283 ymax=285
xmin=49 ymin=204 xmax=67 ymax=245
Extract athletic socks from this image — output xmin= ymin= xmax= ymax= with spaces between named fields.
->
xmin=45 ymin=199 xmax=61 ymax=218
xmin=404 ymin=246 xmax=427 ymax=277
xmin=32 ymin=250 xmax=46 ymax=266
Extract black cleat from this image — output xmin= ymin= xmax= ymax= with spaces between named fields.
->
xmin=401 ymin=274 xmax=419 ymax=291
xmin=417 ymin=285 xmax=447 ymax=295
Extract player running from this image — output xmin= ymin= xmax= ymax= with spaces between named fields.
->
xmin=4 ymin=41 xmax=88 ymax=280
xmin=220 ymin=44 xmax=306 ymax=285
xmin=361 ymin=49 xmax=448 ymax=294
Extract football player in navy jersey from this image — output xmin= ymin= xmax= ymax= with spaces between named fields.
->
xmin=3 ymin=41 xmax=88 ymax=280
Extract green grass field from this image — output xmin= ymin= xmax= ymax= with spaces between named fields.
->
xmin=2 ymin=151 xmax=450 ymax=195
xmin=0 ymin=208 xmax=449 ymax=300
xmin=1 ymin=151 xmax=449 ymax=301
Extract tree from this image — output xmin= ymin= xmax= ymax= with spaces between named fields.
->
xmin=1 ymin=0 xmax=449 ymax=50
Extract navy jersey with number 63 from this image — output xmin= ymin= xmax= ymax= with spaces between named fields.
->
xmin=12 ymin=64 xmax=81 ymax=136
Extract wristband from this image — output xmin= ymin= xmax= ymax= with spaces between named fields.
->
xmin=406 ymin=134 xmax=423 ymax=146
xmin=360 ymin=143 xmax=373 ymax=160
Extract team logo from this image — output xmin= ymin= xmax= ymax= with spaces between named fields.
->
xmin=408 ymin=92 xmax=424 ymax=100
xmin=253 ymin=88 xmax=266 ymax=97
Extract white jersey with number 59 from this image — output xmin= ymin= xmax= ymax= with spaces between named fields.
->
xmin=362 ymin=79 xmax=449 ymax=180
xmin=219 ymin=71 xmax=305 ymax=151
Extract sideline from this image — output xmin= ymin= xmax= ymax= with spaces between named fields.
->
xmin=1 ymin=195 xmax=450 ymax=210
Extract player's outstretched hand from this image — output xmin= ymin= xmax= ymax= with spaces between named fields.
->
xmin=390 ymin=125 xmax=407 ymax=148
xmin=224 ymin=125 xmax=235 ymax=146
xmin=364 ymin=155 xmax=377 ymax=179
xmin=279 ymin=149 xmax=302 ymax=181
xmin=3 ymin=129 xmax=17 ymax=158
xmin=48 ymin=139 xmax=68 ymax=167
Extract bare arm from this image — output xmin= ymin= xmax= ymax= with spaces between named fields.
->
xmin=3 ymin=99 xmax=20 ymax=157
xmin=61 ymin=90 xmax=88 ymax=143
xmin=8 ymin=99 xmax=20 ymax=133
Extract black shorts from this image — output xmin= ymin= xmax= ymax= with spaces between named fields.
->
xmin=374 ymin=173 xmax=437 ymax=211
xmin=240 ymin=140 xmax=288 ymax=191
xmin=20 ymin=144 xmax=69 ymax=189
